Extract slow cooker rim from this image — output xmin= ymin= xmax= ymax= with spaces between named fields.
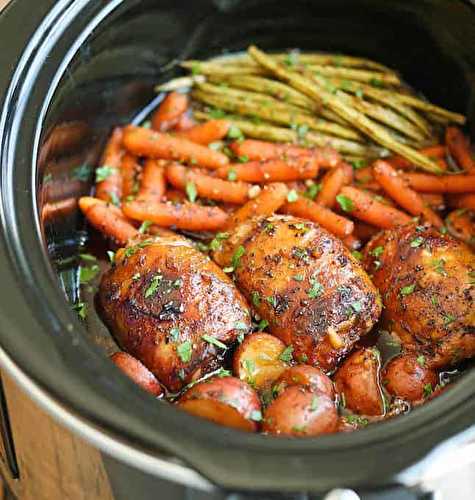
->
xmin=1 ymin=0 xmax=475 ymax=492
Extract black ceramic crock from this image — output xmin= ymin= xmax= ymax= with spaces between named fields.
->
xmin=0 ymin=0 xmax=475 ymax=497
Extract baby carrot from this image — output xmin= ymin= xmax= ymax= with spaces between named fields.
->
xmin=174 ymin=113 xmax=196 ymax=132
xmin=342 ymin=234 xmax=361 ymax=250
xmin=446 ymin=193 xmax=475 ymax=211
xmin=387 ymin=145 xmax=446 ymax=169
xmin=402 ymin=173 xmax=475 ymax=193
xmin=166 ymin=163 xmax=251 ymax=205
xmin=121 ymin=153 xmax=140 ymax=198
xmin=178 ymin=120 xmax=231 ymax=145
xmin=79 ymin=197 xmax=137 ymax=244
xmin=96 ymin=127 xmax=124 ymax=203
xmin=216 ymin=156 xmax=320 ymax=183
xmin=229 ymin=139 xmax=341 ymax=167
xmin=123 ymin=125 xmax=229 ymax=170
xmin=339 ymin=186 xmax=412 ymax=229
xmin=227 ymin=182 xmax=288 ymax=229
xmin=281 ymin=197 xmax=354 ymax=238
xmin=316 ymin=162 xmax=353 ymax=208
xmin=446 ymin=127 xmax=475 ymax=173
xmin=151 ymin=91 xmax=189 ymax=132
xmin=137 ymin=159 xmax=167 ymax=202
xmin=373 ymin=160 xmax=443 ymax=228
xmin=445 ymin=209 xmax=475 ymax=248
xmin=353 ymin=221 xmax=380 ymax=242
xmin=123 ymin=199 xmax=228 ymax=231
xmin=420 ymin=193 xmax=445 ymax=211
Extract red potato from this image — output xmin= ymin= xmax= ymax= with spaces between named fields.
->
xmin=178 ymin=376 xmax=261 ymax=432
xmin=233 ymin=333 xmax=289 ymax=391
xmin=274 ymin=365 xmax=335 ymax=400
xmin=110 ymin=352 xmax=163 ymax=397
xmin=334 ymin=348 xmax=385 ymax=416
xmin=383 ymin=354 xmax=438 ymax=403
xmin=262 ymin=386 xmax=337 ymax=437
xmin=445 ymin=209 xmax=475 ymax=248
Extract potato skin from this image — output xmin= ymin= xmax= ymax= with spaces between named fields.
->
xmin=383 ymin=354 xmax=438 ymax=403
xmin=178 ymin=376 xmax=260 ymax=432
xmin=263 ymin=386 xmax=337 ymax=436
xmin=216 ymin=215 xmax=382 ymax=371
xmin=334 ymin=348 xmax=385 ymax=416
xmin=99 ymin=235 xmax=251 ymax=392
xmin=110 ymin=352 xmax=163 ymax=397
xmin=363 ymin=223 xmax=475 ymax=369
xmin=275 ymin=365 xmax=335 ymax=399
xmin=233 ymin=333 xmax=288 ymax=391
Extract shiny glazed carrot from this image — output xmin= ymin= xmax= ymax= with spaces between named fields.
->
xmin=151 ymin=91 xmax=189 ymax=132
xmin=96 ymin=128 xmax=124 ymax=203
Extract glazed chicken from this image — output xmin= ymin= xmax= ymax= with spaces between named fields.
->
xmin=364 ymin=223 xmax=475 ymax=368
xmin=214 ymin=214 xmax=382 ymax=371
xmin=99 ymin=233 xmax=251 ymax=392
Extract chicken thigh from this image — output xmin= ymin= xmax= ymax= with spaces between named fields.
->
xmin=214 ymin=215 xmax=382 ymax=371
xmin=99 ymin=234 xmax=251 ymax=391
xmin=363 ymin=223 xmax=475 ymax=368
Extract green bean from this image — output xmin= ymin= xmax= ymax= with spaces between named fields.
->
xmin=192 ymin=84 xmax=363 ymax=141
xmin=248 ymin=45 xmax=443 ymax=174
xmin=306 ymin=65 xmax=401 ymax=86
xmin=193 ymin=111 xmax=382 ymax=156
xmin=181 ymin=61 xmax=264 ymax=76
xmin=155 ymin=75 xmax=205 ymax=92
xmin=395 ymin=93 xmax=466 ymax=125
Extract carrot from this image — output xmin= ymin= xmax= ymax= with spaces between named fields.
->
xmin=339 ymin=186 xmax=412 ymax=229
xmin=123 ymin=200 xmax=228 ymax=231
xmin=227 ymin=183 xmax=288 ymax=229
xmin=166 ymin=163 xmax=251 ymax=204
xmin=373 ymin=160 xmax=443 ymax=228
xmin=137 ymin=159 xmax=167 ymax=202
xmin=445 ymin=209 xmax=475 ymax=247
xmin=387 ymin=145 xmax=447 ymax=170
xmin=281 ymin=197 xmax=354 ymax=238
xmin=174 ymin=113 xmax=196 ymax=132
xmin=151 ymin=91 xmax=189 ymax=132
xmin=353 ymin=221 xmax=380 ymax=242
xmin=445 ymin=127 xmax=475 ymax=173
xmin=79 ymin=197 xmax=137 ymax=244
xmin=402 ymin=173 xmax=475 ymax=193
xmin=178 ymin=120 xmax=231 ymax=145
xmin=121 ymin=153 xmax=140 ymax=198
xmin=316 ymin=162 xmax=353 ymax=208
xmin=342 ymin=234 xmax=361 ymax=251
xmin=95 ymin=128 xmax=124 ymax=203
xmin=229 ymin=139 xmax=341 ymax=167
xmin=165 ymin=189 xmax=187 ymax=204
xmin=123 ymin=125 xmax=229 ymax=170
xmin=216 ymin=156 xmax=320 ymax=183
xmin=446 ymin=193 xmax=475 ymax=211
xmin=420 ymin=193 xmax=445 ymax=211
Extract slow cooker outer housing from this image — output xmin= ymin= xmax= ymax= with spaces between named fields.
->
xmin=0 ymin=0 xmax=475 ymax=493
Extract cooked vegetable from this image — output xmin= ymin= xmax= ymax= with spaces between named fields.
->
xmin=233 ymin=333 xmax=289 ymax=391
xmin=402 ymin=173 xmax=475 ymax=193
xmin=79 ymin=197 xmax=137 ymax=245
xmin=274 ymin=365 xmax=335 ymax=399
xmin=447 ymin=193 xmax=475 ymax=211
xmin=387 ymin=145 xmax=446 ymax=169
xmin=121 ymin=153 xmax=140 ymax=198
xmin=334 ymin=348 xmax=385 ymax=416
xmin=95 ymin=127 xmax=124 ymax=203
xmin=166 ymin=163 xmax=251 ymax=204
xmin=445 ymin=127 xmax=475 ymax=173
xmin=136 ymin=159 xmax=167 ymax=202
xmin=316 ymin=162 xmax=353 ymax=208
xmin=123 ymin=199 xmax=229 ymax=232
xmin=338 ymin=186 xmax=412 ymax=229
xmin=123 ymin=125 xmax=229 ymax=170
xmin=151 ymin=91 xmax=189 ymax=132
xmin=178 ymin=119 xmax=231 ymax=145
xmin=445 ymin=209 xmax=475 ymax=248
xmin=178 ymin=376 xmax=261 ymax=432
xmin=110 ymin=352 xmax=163 ymax=397
xmin=262 ymin=386 xmax=337 ymax=436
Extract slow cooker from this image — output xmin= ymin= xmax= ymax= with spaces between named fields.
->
xmin=0 ymin=1 xmax=474 ymax=498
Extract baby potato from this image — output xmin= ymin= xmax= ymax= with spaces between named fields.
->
xmin=110 ymin=352 xmax=163 ymax=397
xmin=274 ymin=365 xmax=335 ymax=399
xmin=233 ymin=333 xmax=290 ymax=391
xmin=382 ymin=353 xmax=438 ymax=403
xmin=262 ymin=386 xmax=337 ymax=437
xmin=334 ymin=348 xmax=385 ymax=416
xmin=178 ymin=376 xmax=261 ymax=432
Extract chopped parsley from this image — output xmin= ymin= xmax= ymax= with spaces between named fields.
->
xmin=336 ymin=194 xmax=354 ymax=212
xmin=139 ymin=220 xmax=153 ymax=234
xmin=209 ymin=232 xmax=229 ymax=252
xmin=443 ymin=313 xmax=456 ymax=326
xmin=350 ymin=301 xmax=362 ymax=313
xmin=250 ymin=410 xmax=263 ymax=422
xmin=169 ymin=327 xmax=180 ymax=342
xmin=185 ymin=181 xmax=197 ymax=203
xmin=238 ymin=155 xmax=249 ymax=163
xmin=284 ymin=51 xmax=299 ymax=67
xmin=227 ymin=168 xmax=238 ymax=182
xmin=266 ymin=295 xmax=278 ymax=308
xmin=344 ymin=414 xmax=369 ymax=427
xmin=293 ymin=274 xmax=304 ymax=282
xmin=251 ymin=291 xmax=261 ymax=307
xmin=109 ymin=191 xmax=121 ymax=207
xmin=202 ymin=334 xmax=227 ymax=350
xmin=350 ymin=159 xmax=367 ymax=170
xmin=423 ymin=383 xmax=433 ymax=398
xmin=95 ymin=166 xmax=117 ymax=183
xmin=107 ymin=250 xmax=115 ymax=264
xmin=79 ymin=264 xmax=100 ymax=284
xmin=303 ymin=182 xmax=321 ymax=200
xmin=352 ymin=250 xmax=363 ymax=261
xmin=400 ymin=284 xmax=416 ymax=296
xmin=287 ymin=189 xmax=299 ymax=203
xmin=231 ymin=245 xmax=245 ymax=271
xmin=73 ymin=164 xmax=92 ymax=181
xmin=410 ymin=236 xmax=425 ymax=248
xmin=227 ymin=125 xmax=244 ymax=141
xmin=310 ymin=396 xmax=319 ymax=412
xmin=257 ymin=319 xmax=269 ymax=331
xmin=279 ymin=345 xmax=294 ymax=363
xmin=144 ymin=274 xmax=163 ymax=298
xmin=433 ymin=258 xmax=447 ymax=276
xmin=308 ymin=278 xmax=324 ymax=299
xmin=417 ymin=355 xmax=426 ymax=367
xmin=371 ymin=246 xmax=384 ymax=257
xmin=177 ymin=341 xmax=192 ymax=363
xmin=72 ymin=301 xmax=87 ymax=319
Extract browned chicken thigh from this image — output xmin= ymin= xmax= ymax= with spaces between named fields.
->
xmin=214 ymin=215 xmax=382 ymax=371
xmin=364 ymin=223 xmax=475 ymax=368
xmin=99 ymin=234 xmax=251 ymax=391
